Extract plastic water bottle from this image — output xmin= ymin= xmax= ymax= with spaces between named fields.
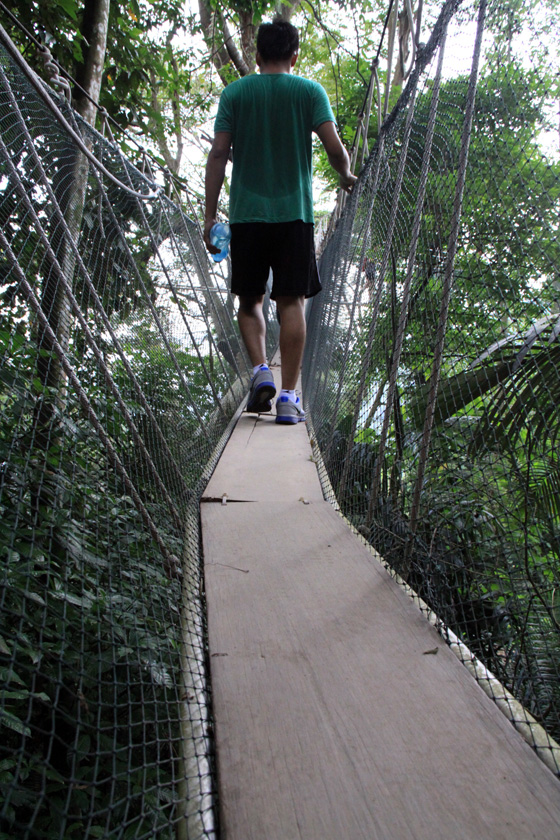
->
xmin=210 ymin=223 xmax=231 ymax=262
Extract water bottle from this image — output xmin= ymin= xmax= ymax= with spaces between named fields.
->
xmin=210 ymin=223 xmax=231 ymax=262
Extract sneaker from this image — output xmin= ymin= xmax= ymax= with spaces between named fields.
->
xmin=275 ymin=395 xmax=306 ymax=424
xmin=246 ymin=367 xmax=276 ymax=413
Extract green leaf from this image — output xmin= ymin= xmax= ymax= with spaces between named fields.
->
xmin=0 ymin=710 xmax=31 ymax=737
xmin=1 ymin=690 xmax=31 ymax=700
xmin=0 ymin=667 xmax=26 ymax=687
xmin=55 ymin=0 xmax=78 ymax=21
xmin=87 ymin=826 xmax=107 ymax=838
xmin=23 ymin=590 xmax=46 ymax=607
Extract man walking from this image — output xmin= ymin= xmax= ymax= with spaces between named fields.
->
xmin=204 ymin=18 xmax=356 ymax=424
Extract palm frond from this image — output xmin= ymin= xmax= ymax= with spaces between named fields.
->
xmin=408 ymin=315 xmax=560 ymax=454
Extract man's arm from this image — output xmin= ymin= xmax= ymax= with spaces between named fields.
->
xmin=204 ymin=131 xmax=232 ymax=252
xmin=315 ymin=121 xmax=357 ymax=193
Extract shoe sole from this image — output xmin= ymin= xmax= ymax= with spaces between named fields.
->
xmin=275 ymin=413 xmax=306 ymax=424
xmin=246 ymin=382 xmax=276 ymax=413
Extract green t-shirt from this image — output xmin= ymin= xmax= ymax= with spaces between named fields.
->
xmin=214 ymin=73 xmax=335 ymax=224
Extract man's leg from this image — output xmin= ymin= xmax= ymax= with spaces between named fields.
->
xmin=276 ymin=295 xmax=306 ymax=389
xmin=237 ymin=294 xmax=267 ymax=367
xmin=274 ymin=295 xmax=306 ymax=424
xmin=238 ymin=294 xmax=276 ymax=413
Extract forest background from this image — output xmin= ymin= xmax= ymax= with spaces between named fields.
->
xmin=6 ymin=0 xmax=558 ymax=216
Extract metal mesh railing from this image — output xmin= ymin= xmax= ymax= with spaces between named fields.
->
xmin=305 ymin=0 xmax=560 ymax=771
xmin=0 ymin=28 xmax=279 ymax=838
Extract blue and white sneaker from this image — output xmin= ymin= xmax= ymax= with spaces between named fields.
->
xmin=275 ymin=395 xmax=306 ymax=424
xmin=246 ymin=366 xmax=276 ymax=413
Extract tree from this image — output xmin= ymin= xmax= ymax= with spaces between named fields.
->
xmin=4 ymin=0 xmax=203 ymax=173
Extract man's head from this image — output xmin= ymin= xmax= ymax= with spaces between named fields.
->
xmin=256 ymin=19 xmax=299 ymax=64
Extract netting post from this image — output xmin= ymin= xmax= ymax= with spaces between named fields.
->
xmin=337 ymin=70 xmax=422 ymax=499
xmin=320 ymin=140 xmax=386 ymax=488
xmin=366 ymin=27 xmax=448 ymax=521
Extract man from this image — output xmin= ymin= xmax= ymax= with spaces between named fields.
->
xmin=204 ymin=18 xmax=356 ymax=424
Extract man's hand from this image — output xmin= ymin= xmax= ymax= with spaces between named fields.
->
xmin=204 ymin=131 xmax=232 ymax=254
xmin=340 ymin=172 xmax=358 ymax=193
xmin=315 ymin=121 xmax=357 ymax=194
xmin=204 ymin=218 xmax=220 ymax=255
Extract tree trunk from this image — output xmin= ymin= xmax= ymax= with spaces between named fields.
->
xmin=43 ymin=0 xmax=109 ymax=370
xmin=148 ymin=28 xmax=185 ymax=176
xmin=33 ymin=0 xmax=109 ymax=502
xmin=73 ymin=0 xmax=110 ymax=124
xmin=239 ymin=9 xmax=256 ymax=73
xmin=199 ymin=0 xmax=245 ymax=83
xmin=198 ymin=1 xmax=303 ymax=84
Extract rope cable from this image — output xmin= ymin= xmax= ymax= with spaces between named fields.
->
xmin=131 ymin=151 xmax=239 ymax=398
xmin=0 ymin=96 xmax=186 ymax=534
xmin=348 ymin=0 xmax=395 ymax=175
xmin=0 ymin=226 xmax=182 ymax=580
xmin=367 ymin=27 xmax=448 ymax=517
xmin=415 ymin=0 xmax=425 ymax=47
xmin=102 ymin=118 xmax=228 ymax=424
xmin=0 ymin=87 xmax=193 ymax=503
xmin=405 ymin=0 xmax=488 ymax=569
xmin=91 ymin=155 xmax=215 ymax=442
xmin=383 ymin=0 xmax=398 ymax=119
xmin=168 ymin=176 xmax=246 ymax=393
xmin=330 ymin=0 xmax=466 ymax=490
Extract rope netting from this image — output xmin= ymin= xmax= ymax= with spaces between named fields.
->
xmin=0 ymin=23 xmax=281 ymax=837
xmin=306 ymin=0 xmax=560 ymax=772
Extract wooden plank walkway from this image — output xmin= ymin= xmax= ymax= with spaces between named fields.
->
xmin=201 ymin=361 xmax=560 ymax=840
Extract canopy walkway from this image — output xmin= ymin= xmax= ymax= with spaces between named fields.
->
xmin=203 ymin=358 xmax=560 ymax=839
xmin=1 ymin=0 xmax=560 ymax=837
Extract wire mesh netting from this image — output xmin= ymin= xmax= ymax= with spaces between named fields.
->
xmin=306 ymin=0 xmax=560 ymax=771
xmin=0 ymin=27 xmax=283 ymax=838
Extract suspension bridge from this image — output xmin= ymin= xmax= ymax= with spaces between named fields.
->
xmin=1 ymin=0 xmax=560 ymax=837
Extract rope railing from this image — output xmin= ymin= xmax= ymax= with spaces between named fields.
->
xmin=306 ymin=0 xmax=560 ymax=773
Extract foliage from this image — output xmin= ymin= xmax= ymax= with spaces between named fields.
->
xmin=483 ymin=0 xmax=560 ymax=81
xmin=3 ymin=0 xmax=213 ymax=172
xmin=0 ymin=285 xmax=224 ymax=834
xmin=2 ymin=0 xmax=426 ymax=192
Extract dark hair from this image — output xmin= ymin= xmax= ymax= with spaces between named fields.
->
xmin=256 ymin=19 xmax=299 ymax=63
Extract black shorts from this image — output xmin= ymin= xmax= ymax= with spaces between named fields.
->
xmin=230 ymin=221 xmax=322 ymax=300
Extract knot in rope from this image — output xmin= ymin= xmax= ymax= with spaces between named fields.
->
xmin=38 ymin=44 xmax=71 ymax=100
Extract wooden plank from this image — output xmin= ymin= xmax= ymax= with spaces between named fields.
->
xmin=201 ymin=376 xmax=560 ymax=839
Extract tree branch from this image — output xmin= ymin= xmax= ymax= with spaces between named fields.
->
xmin=220 ymin=11 xmax=251 ymax=76
xmin=198 ymin=0 xmax=240 ymax=84
xmin=73 ymin=0 xmax=110 ymax=125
